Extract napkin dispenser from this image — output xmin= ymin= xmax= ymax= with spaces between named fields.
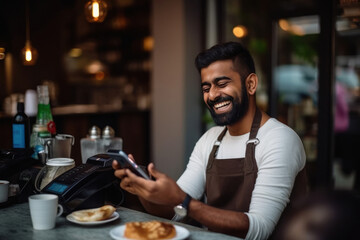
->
xmin=41 ymin=151 xmax=124 ymax=214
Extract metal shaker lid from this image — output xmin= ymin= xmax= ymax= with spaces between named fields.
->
xmin=102 ymin=126 xmax=115 ymax=139
xmin=89 ymin=126 xmax=101 ymax=139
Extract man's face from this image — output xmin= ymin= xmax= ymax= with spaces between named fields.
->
xmin=200 ymin=59 xmax=249 ymax=126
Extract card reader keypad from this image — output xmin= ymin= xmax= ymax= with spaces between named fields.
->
xmin=56 ymin=164 xmax=101 ymax=185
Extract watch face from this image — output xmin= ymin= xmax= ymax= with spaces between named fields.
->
xmin=174 ymin=205 xmax=187 ymax=217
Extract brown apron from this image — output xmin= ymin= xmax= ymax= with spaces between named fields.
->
xmin=205 ymin=108 xmax=262 ymax=212
xmin=205 ymin=108 xmax=308 ymax=231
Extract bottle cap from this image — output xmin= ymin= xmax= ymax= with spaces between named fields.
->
xmin=89 ymin=126 xmax=101 ymax=139
xmin=102 ymin=126 xmax=115 ymax=139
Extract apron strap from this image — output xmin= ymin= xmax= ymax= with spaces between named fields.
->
xmin=249 ymin=108 xmax=262 ymax=140
xmin=245 ymin=108 xmax=262 ymax=173
xmin=206 ymin=127 xmax=227 ymax=171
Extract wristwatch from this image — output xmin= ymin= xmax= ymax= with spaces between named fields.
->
xmin=173 ymin=193 xmax=192 ymax=218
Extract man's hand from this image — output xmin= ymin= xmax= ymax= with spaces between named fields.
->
xmin=112 ymin=155 xmax=186 ymax=207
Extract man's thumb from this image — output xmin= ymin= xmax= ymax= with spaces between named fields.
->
xmin=148 ymin=163 xmax=161 ymax=179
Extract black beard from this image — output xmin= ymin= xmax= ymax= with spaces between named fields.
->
xmin=207 ymin=90 xmax=249 ymax=126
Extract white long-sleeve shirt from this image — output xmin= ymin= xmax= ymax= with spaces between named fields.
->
xmin=177 ymin=118 xmax=306 ymax=240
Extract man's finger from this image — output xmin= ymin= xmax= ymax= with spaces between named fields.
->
xmin=120 ymin=180 xmax=136 ymax=194
xmin=112 ymin=160 xmax=119 ymax=169
xmin=125 ymin=169 xmax=156 ymax=193
xmin=148 ymin=163 xmax=166 ymax=179
xmin=114 ymin=168 xmax=128 ymax=179
xmin=125 ymin=169 xmax=149 ymax=184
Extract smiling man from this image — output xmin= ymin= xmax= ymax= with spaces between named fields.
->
xmin=113 ymin=42 xmax=307 ymax=240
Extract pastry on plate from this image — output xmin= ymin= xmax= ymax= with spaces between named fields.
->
xmin=71 ymin=205 xmax=116 ymax=222
xmin=124 ymin=220 xmax=176 ymax=240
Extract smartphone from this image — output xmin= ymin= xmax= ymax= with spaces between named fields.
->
xmin=109 ymin=150 xmax=151 ymax=180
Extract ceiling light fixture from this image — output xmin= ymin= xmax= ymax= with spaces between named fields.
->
xmin=21 ymin=0 xmax=38 ymax=66
xmin=84 ymin=0 xmax=108 ymax=23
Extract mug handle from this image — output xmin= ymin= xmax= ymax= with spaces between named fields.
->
xmin=57 ymin=204 xmax=64 ymax=217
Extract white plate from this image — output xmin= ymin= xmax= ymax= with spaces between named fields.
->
xmin=66 ymin=212 xmax=119 ymax=225
xmin=110 ymin=224 xmax=190 ymax=240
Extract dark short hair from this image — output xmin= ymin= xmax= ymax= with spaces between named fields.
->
xmin=195 ymin=41 xmax=256 ymax=82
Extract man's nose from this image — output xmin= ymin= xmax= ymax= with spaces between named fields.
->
xmin=209 ymin=87 xmax=220 ymax=101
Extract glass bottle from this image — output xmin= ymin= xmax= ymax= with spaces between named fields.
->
xmin=36 ymin=85 xmax=56 ymax=136
xmin=12 ymin=102 xmax=30 ymax=149
xmin=30 ymin=85 xmax=56 ymax=161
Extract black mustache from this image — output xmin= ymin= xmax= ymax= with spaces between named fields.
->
xmin=207 ymin=96 xmax=233 ymax=108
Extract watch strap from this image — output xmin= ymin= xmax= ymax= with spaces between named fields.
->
xmin=171 ymin=193 xmax=192 ymax=221
xmin=182 ymin=193 xmax=191 ymax=210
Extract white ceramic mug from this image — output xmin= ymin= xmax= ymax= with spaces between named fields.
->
xmin=0 ymin=180 xmax=9 ymax=203
xmin=28 ymin=194 xmax=63 ymax=230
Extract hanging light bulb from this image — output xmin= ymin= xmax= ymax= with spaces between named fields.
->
xmin=84 ymin=0 xmax=108 ymax=23
xmin=22 ymin=40 xmax=38 ymax=65
xmin=22 ymin=0 xmax=38 ymax=66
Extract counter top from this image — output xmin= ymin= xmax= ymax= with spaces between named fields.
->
xmin=0 ymin=202 xmax=241 ymax=240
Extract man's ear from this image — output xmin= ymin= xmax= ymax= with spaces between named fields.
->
xmin=246 ymin=73 xmax=258 ymax=95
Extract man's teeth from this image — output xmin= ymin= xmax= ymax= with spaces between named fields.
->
xmin=214 ymin=101 xmax=231 ymax=109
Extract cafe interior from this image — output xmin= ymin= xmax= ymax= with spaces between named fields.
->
xmin=1 ymin=0 xmax=360 ymax=239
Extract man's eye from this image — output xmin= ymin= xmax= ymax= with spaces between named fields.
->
xmin=218 ymin=82 xmax=228 ymax=87
xmin=202 ymin=87 xmax=210 ymax=93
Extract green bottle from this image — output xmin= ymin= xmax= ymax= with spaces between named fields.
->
xmin=30 ymin=85 xmax=56 ymax=160
xmin=36 ymin=85 xmax=56 ymax=136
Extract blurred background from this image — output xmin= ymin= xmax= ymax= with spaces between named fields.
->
xmin=0 ymin=0 xmax=360 ymax=194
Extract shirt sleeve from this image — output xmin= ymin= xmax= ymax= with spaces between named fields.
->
xmin=245 ymin=125 xmax=306 ymax=240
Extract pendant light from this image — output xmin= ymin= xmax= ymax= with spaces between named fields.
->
xmin=84 ymin=0 xmax=108 ymax=23
xmin=21 ymin=0 xmax=38 ymax=66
